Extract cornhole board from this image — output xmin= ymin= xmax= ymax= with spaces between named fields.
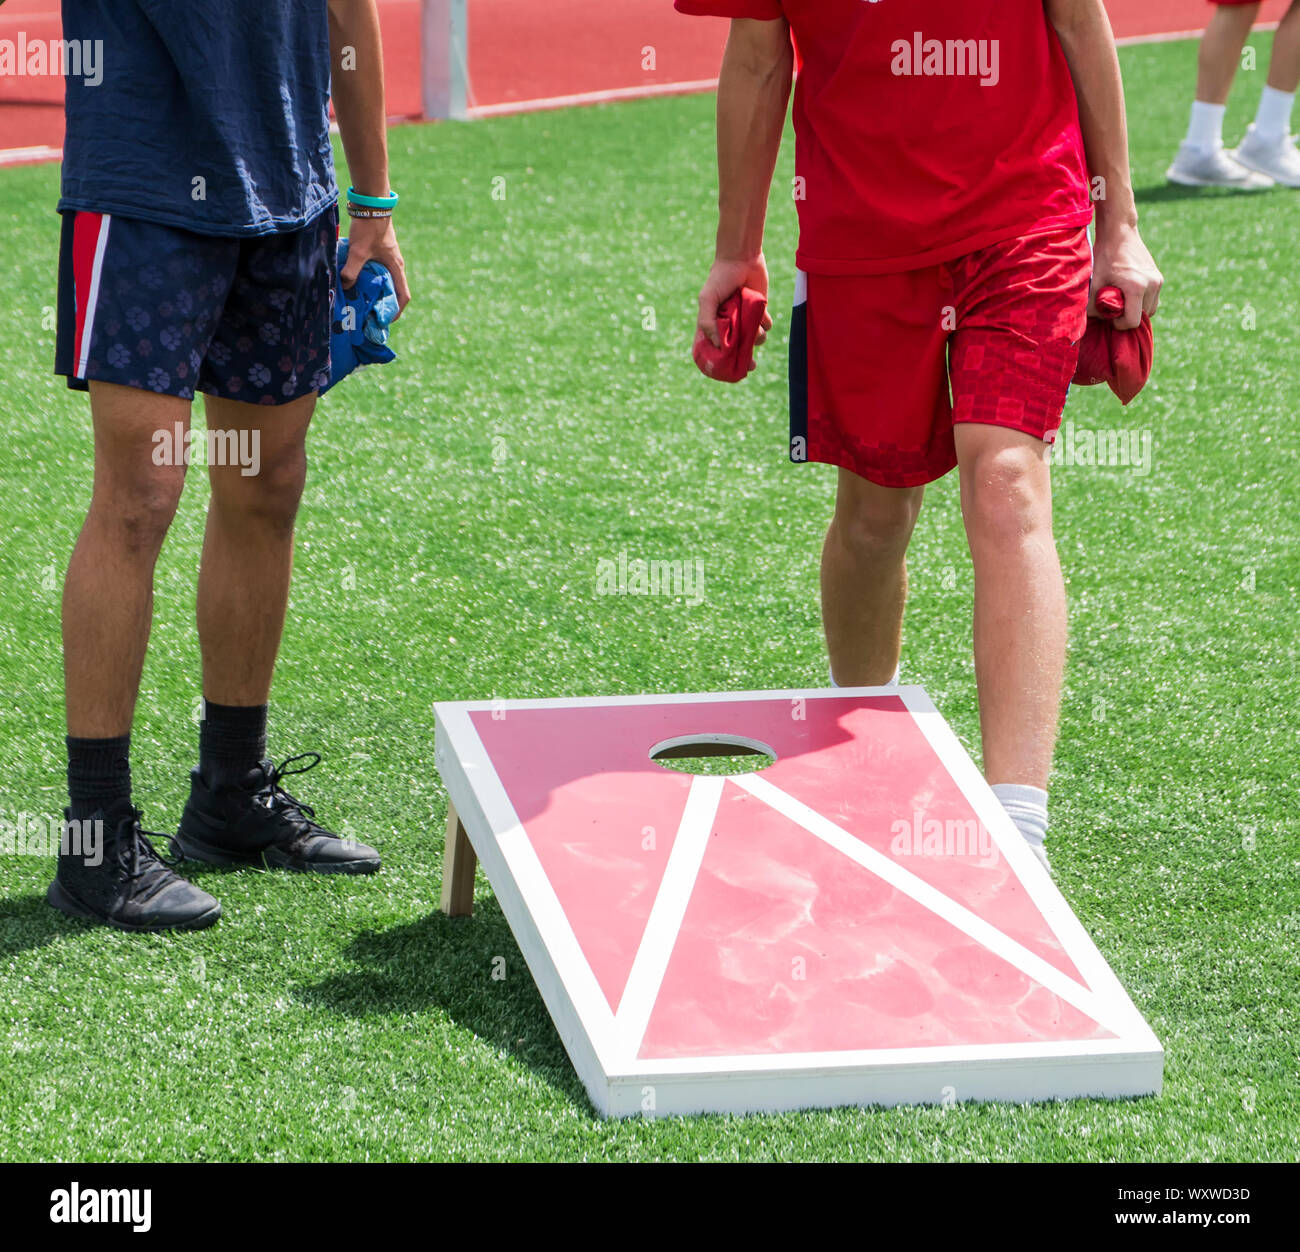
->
xmin=433 ymin=688 xmax=1163 ymax=1118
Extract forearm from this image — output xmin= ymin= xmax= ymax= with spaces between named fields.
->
xmin=328 ymin=0 xmax=391 ymax=198
xmin=715 ymin=20 xmax=794 ymax=261
xmin=1046 ymin=0 xmax=1138 ymax=235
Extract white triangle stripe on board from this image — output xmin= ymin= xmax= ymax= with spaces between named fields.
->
xmin=611 ymin=774 xmax=725 ymax=1059
xmin=734 ymin=773 xmax=1124 ymax=1036
xmin=611 ymin=770 xmax=1125 ymax=1063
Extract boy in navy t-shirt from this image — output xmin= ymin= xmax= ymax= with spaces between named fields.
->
xmin=50 ymin=0 xmax=411 ymax=931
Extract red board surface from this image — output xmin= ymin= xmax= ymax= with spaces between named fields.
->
xmin=470 ymin=696 xmax=1101 ymax=1061
xmin=642 ymin=786 xmax=1110 ymax=1059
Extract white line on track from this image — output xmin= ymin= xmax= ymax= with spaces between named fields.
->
xmin=0 ymin=145 xmax=62 ymax=166
xmin=1116 ymin=21 xmax=1277 ymax=47
xmin=467 ymin=77 xmax=720 ymax=118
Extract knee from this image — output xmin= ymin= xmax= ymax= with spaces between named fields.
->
xmin=253 ymin=444 xmax=308 ymax=523
xmin=94 ymin=469 xmax=185 ymax=558
xmin=833 ymin=484 xmax=923 ymax=564
xmin=960 ymin=447 xmax=1051 ymax=552
xmin=211 ymin=441 xmax=307 ymax=532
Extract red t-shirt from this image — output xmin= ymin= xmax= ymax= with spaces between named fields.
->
xmin=676 ymin=0 xmax=1094 ymax=275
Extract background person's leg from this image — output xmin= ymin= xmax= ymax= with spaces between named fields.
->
xmin=953 ymin=423 xmax=1065 ymax=794
xmin=1236 ymin=0 xmax=1300 ymax=182
xmin=820 ymin=468 xmax=924 ymax=687
xmin=63 ymin=381 xmax=190 ymax=740
xmin=197 ymin=392 xmax=316 ymax=708
xmin=1196 ymin=2 xmax=1262 ymax=106
xmin=1266 ymin=0 xmax=1300 ymax=92
xmin=1169 ymin=3 xmax=1272 ymax=186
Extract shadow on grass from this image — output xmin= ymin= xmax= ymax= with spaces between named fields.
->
xmin=1134 ymin=181 xmax=1285 ymax=205
xmin=294 ymin=896 xmax=593 ymax=1111
xmin=0 ymin=892 xmax=84 ymax=954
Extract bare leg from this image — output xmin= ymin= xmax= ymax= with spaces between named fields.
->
xmin=820 ymin=468 xmax=925 ymax=686
xmin=954 ymin=425 xmax=1065 ymax=790
xmin=1197 ymin=3 xmax=1262 ymax=104
xmin=1267 ymin=0 xmax=1300 ymax=93
xmin=63 ymin=381 xmax=190 ymax=737
xmin=196 ymin=393 xmax=316 ymax=706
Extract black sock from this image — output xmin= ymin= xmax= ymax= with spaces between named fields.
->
xmin=67 ymin=734 xmax=132 ymax=823
xmin=199 ymin=700 xmax=268 ymax=789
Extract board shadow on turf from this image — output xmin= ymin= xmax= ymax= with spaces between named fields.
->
xmin=292 ymin=891 xmax=596 ymax=1111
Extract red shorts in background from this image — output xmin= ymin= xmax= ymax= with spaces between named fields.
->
xmin=789 ymin=227 xmax=1092 ymax=489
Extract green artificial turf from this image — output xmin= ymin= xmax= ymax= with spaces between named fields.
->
xmin=0 ymin=34 xmax=1296 ymax=1162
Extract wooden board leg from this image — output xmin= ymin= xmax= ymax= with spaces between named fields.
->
xmin=440 ymin=800 xmax=477 ymax=917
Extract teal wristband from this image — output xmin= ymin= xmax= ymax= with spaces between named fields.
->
xmin=347 ymin=186 xmax=399 ymax=210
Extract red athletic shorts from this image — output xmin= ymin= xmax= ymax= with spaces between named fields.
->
xmin=789 ymin=226 xmax=1092 ymax=488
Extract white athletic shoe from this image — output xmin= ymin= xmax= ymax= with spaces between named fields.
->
xmin=1166 ymin=140 xmax=1274 ymax=189
xmin=1028 ymin=842 xmax=1052 ymax=874
xmin=1232 ymin=125 xmax=1300 ymax=188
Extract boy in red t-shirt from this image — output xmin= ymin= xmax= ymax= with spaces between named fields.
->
xmin=1168 ymin=0 xmax=1300 ymax=188
xmin=678 ymin=0 xmax=1162 ymax=870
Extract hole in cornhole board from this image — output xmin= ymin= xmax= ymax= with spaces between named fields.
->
xmin=649 ymin=733 xmax=777 ymax=777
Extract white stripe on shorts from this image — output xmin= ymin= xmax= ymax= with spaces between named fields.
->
xmin=76 ymin=213 xmax=112 ymax=380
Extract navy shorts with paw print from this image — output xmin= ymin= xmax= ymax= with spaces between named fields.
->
xmin=55 ymin=205 xmax=338 ymax=405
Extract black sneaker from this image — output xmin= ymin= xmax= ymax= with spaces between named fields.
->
xmin=47 ymin=801 xmax=222 ymax=933
xmin=171 ymin=752 xmax=381 ymax=875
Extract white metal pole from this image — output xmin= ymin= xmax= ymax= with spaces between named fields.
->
xmin=421 ymin=0 xmax=469 ymax=120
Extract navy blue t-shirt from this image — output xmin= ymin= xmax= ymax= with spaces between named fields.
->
xmin=59 ymin=0 xmax=336 ymax=237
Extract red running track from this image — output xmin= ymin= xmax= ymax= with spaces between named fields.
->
xmin=0 ymin=0 xmax=1292 ymax=162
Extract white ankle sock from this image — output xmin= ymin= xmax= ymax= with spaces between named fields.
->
xmin=829 ymin=664 xmax=900 ymax=688
xmin=990 ymin=782 xmax=1048 ymax=850
xmin=1254 ymin=85 xmax=1296 ymax=142
xmin=1187 ymin=100 xmax=1227 ymax=149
